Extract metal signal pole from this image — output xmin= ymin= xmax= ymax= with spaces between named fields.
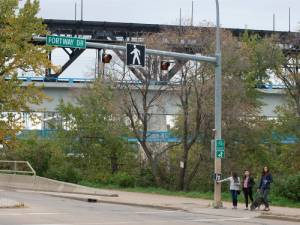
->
xmin=214 ymin=0 xmax=222 ymax=208
xmin=191 ymin=1 xmax=194 ymax=26
xmin=81 ymin=0 xmax=83 ymax=21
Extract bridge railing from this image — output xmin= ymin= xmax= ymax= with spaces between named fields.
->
xmin=0 ymin=160 xmax=36 ymax=176
xmin=5 ymin=76 xmax=95 ymax=83
xmin=17 ymin=128 xmax=297 ymax=144
xmin=5 ymin=76 xmax=287 ymax=88
xmin=256 ymin=83 xmax=286 ymax=89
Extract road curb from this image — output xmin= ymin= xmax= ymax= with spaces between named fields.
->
xmin=43 ymin=192 xmax=300 ymax=222
xmin=15 ymin=189 xmax=118 ymax=198
xmin=44 ymin=193 xmax=188 ymax=211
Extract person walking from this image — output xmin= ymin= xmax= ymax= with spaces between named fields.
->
xmin=258 ymin=166 xmax=273 ymax=211
xmin=218 ymin=172 xmax=241 ymax=209
xmin=242 ymin=170 xmax=255 ymax=210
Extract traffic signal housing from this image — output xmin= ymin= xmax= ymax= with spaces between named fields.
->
xmin=102 ymin=54 xmax=112 ymax=63
xmin=161 ymin=61 xmax=170 ymax=71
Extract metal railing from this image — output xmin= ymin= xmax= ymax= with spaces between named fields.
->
xmin=4 ymin=76 xmax=287 ymax=89
xmin=0 ymin=160 xmax=36 ymax=176
xmin=7 ymin=76 xmax=94 ymax=83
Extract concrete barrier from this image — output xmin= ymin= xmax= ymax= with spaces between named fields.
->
xmin=0 ymin=173 xmax=117 ymax=197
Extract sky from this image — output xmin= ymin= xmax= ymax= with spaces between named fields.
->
xmin=23 ymin=0 xmax=300 ymax=78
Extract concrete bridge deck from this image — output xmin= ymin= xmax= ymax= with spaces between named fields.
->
xmin=18 ymin=78 xmax=287 ymax=118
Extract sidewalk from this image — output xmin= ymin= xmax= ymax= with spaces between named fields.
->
xmin=23 ymin=189 xmax=300 ymax=222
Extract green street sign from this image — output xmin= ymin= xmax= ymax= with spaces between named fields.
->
xmin=215 ymin=139 xmax=225 ymax=158
xmin=216 ymin=150 xmax=225 ymax=158
xmin=46 ymin=35 xmax=86 ymax=49
xmin=215 ymin=139 xmax=225 ymax=151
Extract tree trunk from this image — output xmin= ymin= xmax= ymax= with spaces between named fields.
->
xmin=150 ymin=158 xmax=161 ymax=186
xmin=110 ymin=150 xmax=118 ymax=174
xmin=178 ymin=145 xmax=189 ymax=191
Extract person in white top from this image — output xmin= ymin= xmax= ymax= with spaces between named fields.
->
xmin=217 ymin=172 xmax=241 ymax=209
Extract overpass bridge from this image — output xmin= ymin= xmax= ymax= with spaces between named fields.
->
xmin=14 ymin=76 xmax=290 ymax=143
xmin=36 ymin=19 xmax=300 ymax=79
xmin=19 ymin=19 xmax=296 ymax=141
xmin=19 ymin=76 xmax=286 ymax=118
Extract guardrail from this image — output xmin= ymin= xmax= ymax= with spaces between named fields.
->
xmin=0 ymin=160 xmax=36 ymax=176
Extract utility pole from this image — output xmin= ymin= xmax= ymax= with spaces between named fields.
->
xmin=179 ymin=8 xmax=182 ymax=27
xmin=191 ymin=1 xmax=194 ymax=26
xmin=273 ymin=13 xmax=275 ymax=32
xmin=289 ymin=8 xmax=291 ymax=32
xmin=214 ymin=0 xmax=222 ymax=208
xmin=81 ymin=0 xmax=83 ymax=21
xmin=75 ymin=2 xmax=77 ymax=21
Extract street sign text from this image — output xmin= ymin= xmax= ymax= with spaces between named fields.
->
xmin=46 ymin=35 xmax=86 ymax=49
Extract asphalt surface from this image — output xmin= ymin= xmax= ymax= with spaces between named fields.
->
xmin=0 ymin=189 xmax=298 ymax=225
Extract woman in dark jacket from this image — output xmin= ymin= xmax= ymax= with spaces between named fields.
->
xmin=258 ymin=166 xmax=273 ymax=211
xmin=242 ymin=170 xmax=255 ymax=210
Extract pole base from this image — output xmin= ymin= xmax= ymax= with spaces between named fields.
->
xmin=212 ymin=201 xmax=223 ymax=209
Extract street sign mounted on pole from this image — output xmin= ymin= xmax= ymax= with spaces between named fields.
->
xmin=126 ymin=43 xmax=145 ymax=67
xmin=216 ymin=150 xmax=224 ymax=158
xmin=216 ymin=139 xmax=225 ymax=150
xmin=46 ymin=35 xmax=86 ymax=49
xmin=214 ymin=173 xmax=222 ymax=181
xmin=215 ymin=139 xmax=225 ymax=159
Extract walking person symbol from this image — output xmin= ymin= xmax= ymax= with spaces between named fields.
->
xmin=130 ymin=45 xmax=141 ymax=65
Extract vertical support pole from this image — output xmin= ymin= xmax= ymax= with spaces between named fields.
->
xmin=46 ymin=52 xmax=52 ymax=76
xmin=14 ymin=161 xmax=17 ymax=174
xmin=191 ymin=1 xmax=194 ymax=26
xmin=273 ymin=13 xmax=276 ymax=32
xmin=214 ymin=0 xmax=222 ymax=209
xmin=81 ymin=0 xmax=83 ymax=21
xmin=289 ymin=8 xmax=291 ymax=32
xmin=75 ymin=2 xmax=77 ymax=22
xmin=180 ymin=8 xmax=182 ymax=27
xmin=98 ymin=49 xmax=104 ymax=77
xmin=95 ymin=50 xmax=98 ymax=79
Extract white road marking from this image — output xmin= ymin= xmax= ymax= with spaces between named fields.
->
xmin=24 ymin=224 xmax=71 ymax=225
xmin=23 ymin=223 xmax=130 ymax=225
xmin=9 ymin=217 xmax=252 ymax=225
xmin=0 ymin=212 xmax=64 ymax=216
xmin=135 ymin=210 xmax=178 ymax=214
xmin=192 ymin=217 xmax=251 ymax=222
xmin=19 ymin=219 xmax=252 ymax=225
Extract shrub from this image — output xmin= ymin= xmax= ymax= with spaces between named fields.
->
xmin=109 ymin=172 xmax=136 ymax=188
xmin=46 ymin=161 xmax=82 ymax=184
xmin=135 ymin=169 xmax=156 ymax=187
xmin=282 ymin=173 xmax=300 ymax=201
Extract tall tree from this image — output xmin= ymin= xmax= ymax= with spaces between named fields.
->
xmin=0 ymin=0 xmax=50 ymax=147
xmin=173 ymin=30 xmax=265 ymax=191
xmin=56 ymin=79 xmax=134 ymax=176
xmin=118 ymin=55 xmax=174 ymax=185
xmin=276 ymin=36 xmax=300 ymax=116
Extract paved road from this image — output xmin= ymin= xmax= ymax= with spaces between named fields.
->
xmin=0 ymin=190 xmax=298 ymax=225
